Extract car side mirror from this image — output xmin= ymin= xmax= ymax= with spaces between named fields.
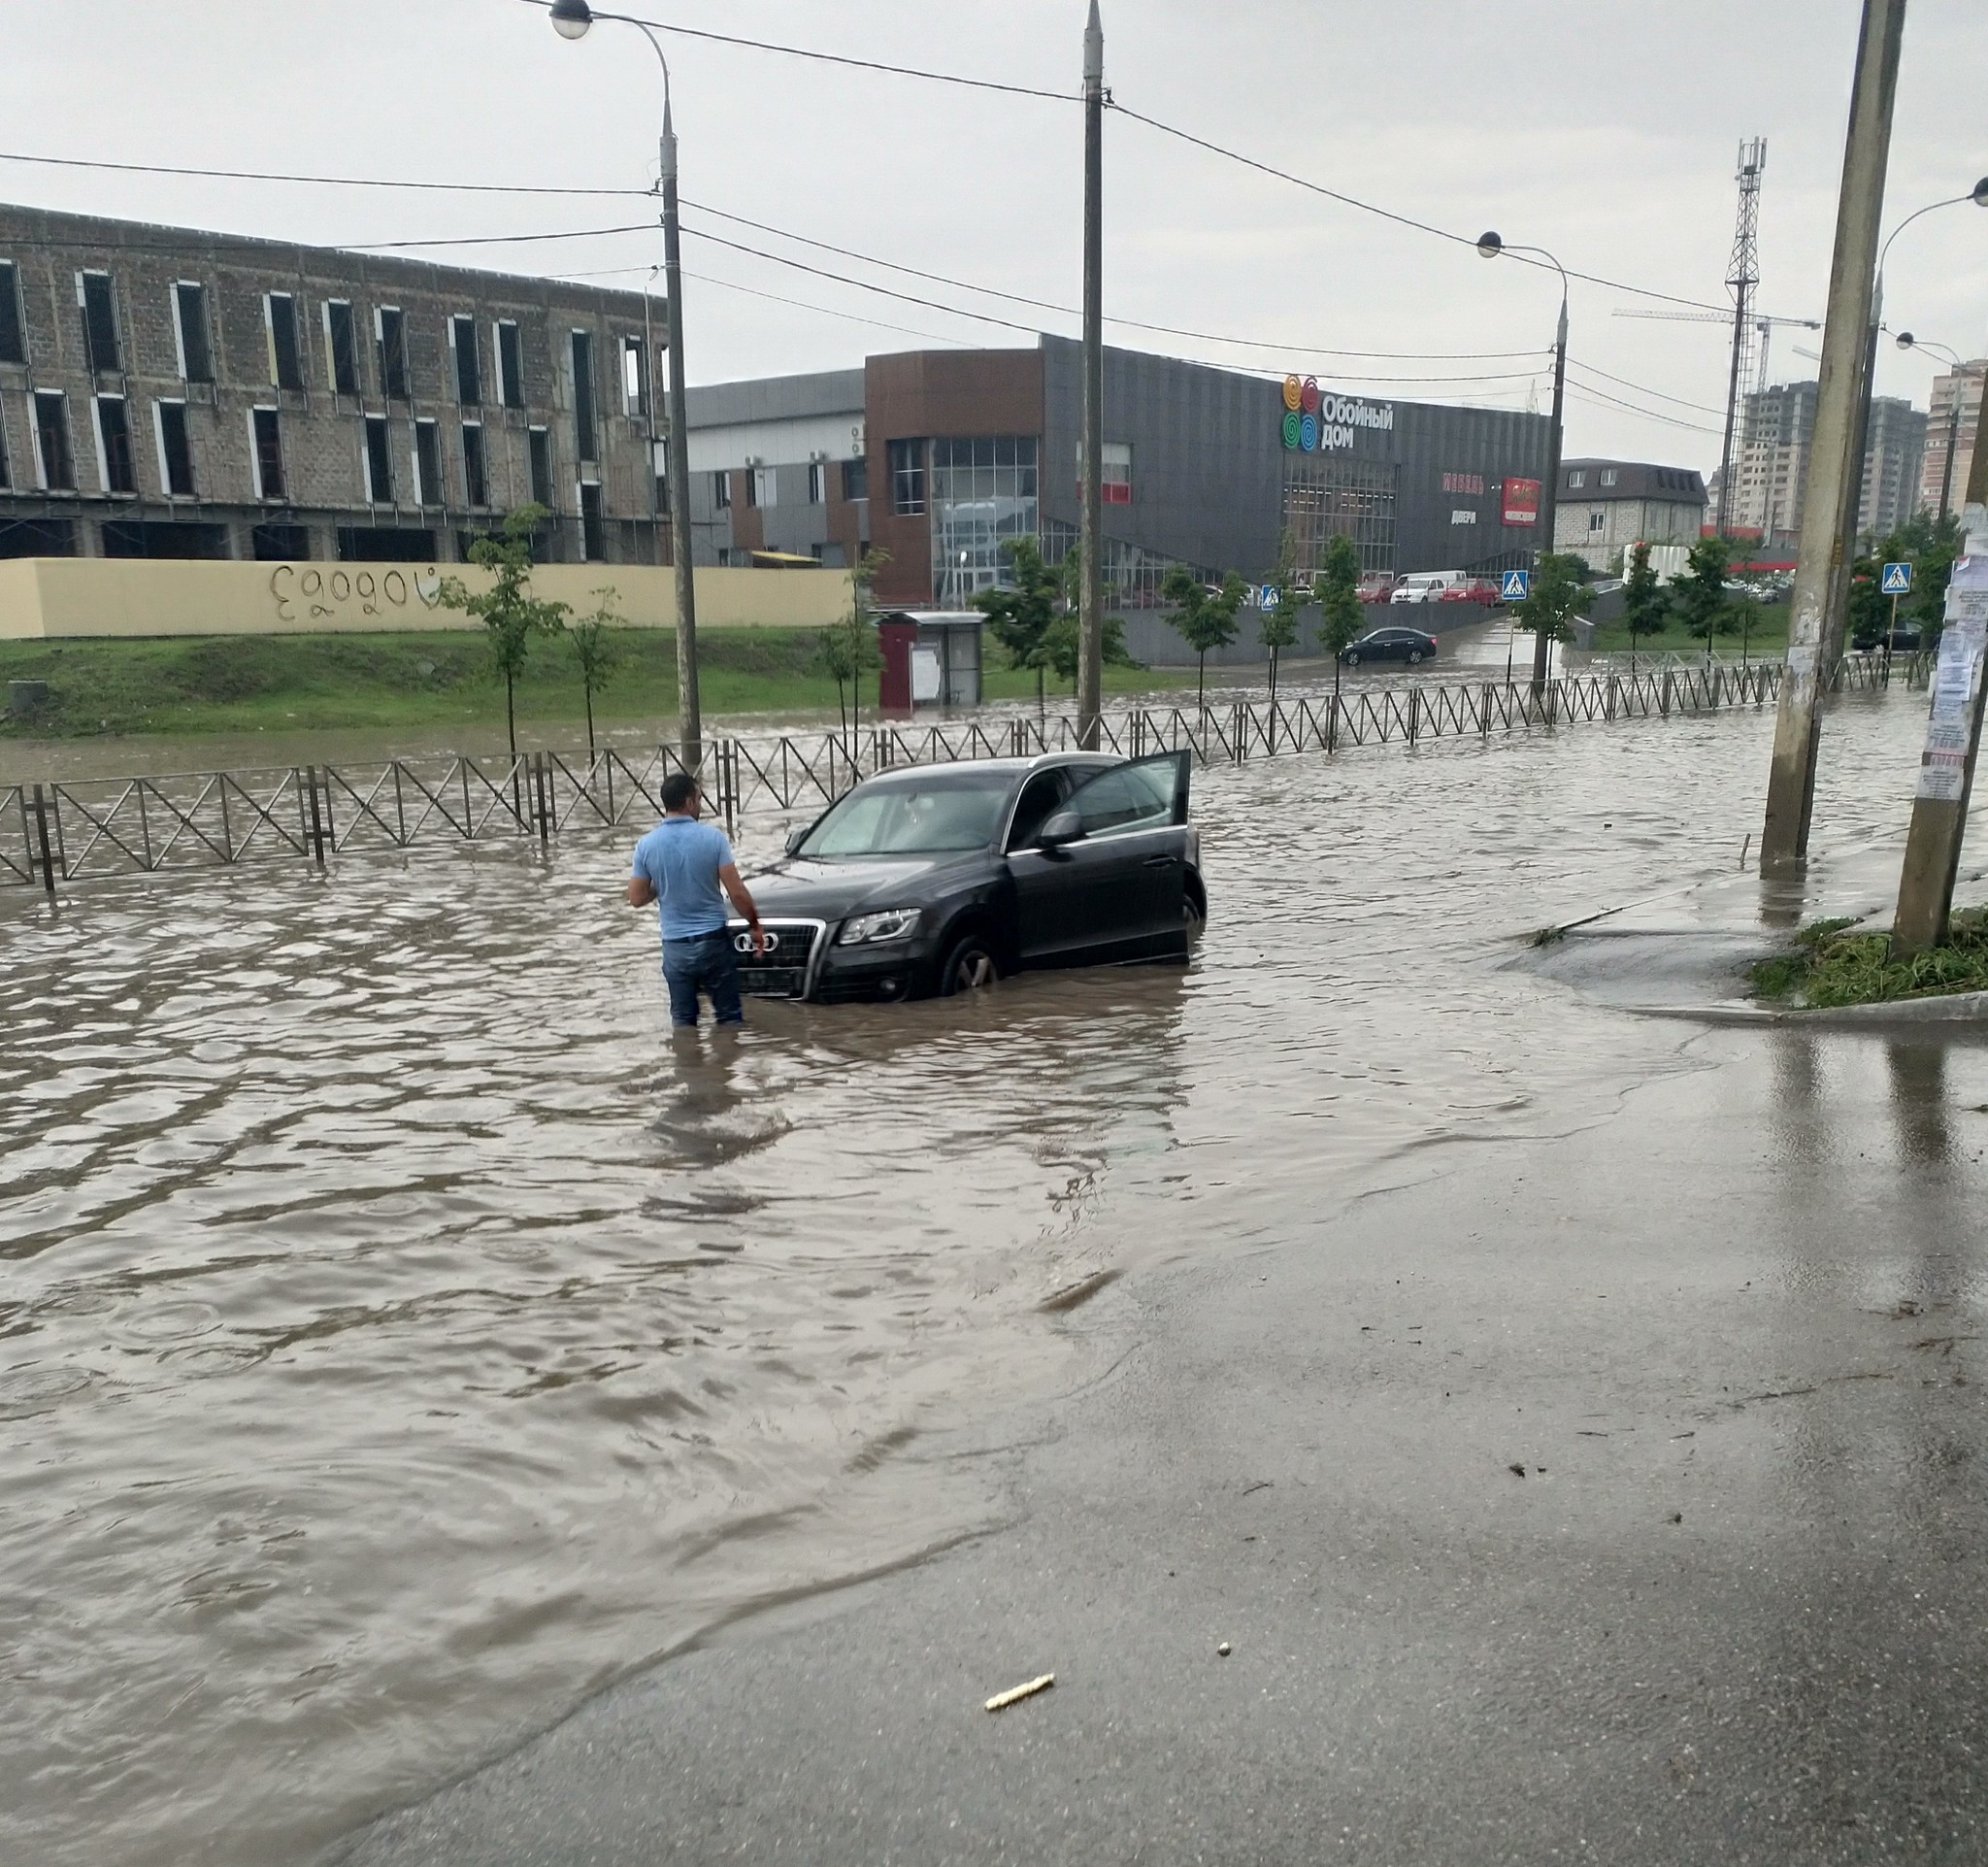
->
xmin=1037 ymin=809 xmax=1084 ymax=850
xmin=784 ymin=826 xmax=807 ymax=856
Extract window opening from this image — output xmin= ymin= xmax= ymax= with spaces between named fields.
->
xmin=414 ymin=418 xmax=442 ymax=507
xmin=570 ymin=330 xmax=598 ymax=461
xmin=78 ymin=271 xmax=120 ymax=374
xmin=808 ymin=461 xmax=825 ymax=505
xmin=888 ymin=438 xmax=925 ymax=516
xmin=377 ymin=307 xmax=409 ymax=400
xmin=929 ymin=436 xmax=1039 ymax=601
xmin=750 ymin=465 xmax=777 ymax=509
xmin=0 ymin=261 xmax=24 ymax=364
xmin=34 ymin=391 xmax=74 ymax=490
xmin=155 ymin=401 xmax=195 ymax=497
xmin=527 ymin=426 xmax=553 ymax=508
xmin=841 ymin=456 xmax=868 ymax=502
xmin=621 ymin=334 xmax=648 ymax=417
xmin=95 ymin=396 xmax=136 ymax=493
xmin=325 ymin=301 xmax=360 ymax=394
xmin=461 ymin=421 xmax=487 ymax=508
xmin=364 ymin=416 xmax=394 ymax=504
xmin=497 ymin=320 xmax=524 ymax=410
xmin=579 ymin=481 xmax=605 ymax=561
xmin=266 ymin=292 xmax=303 ymax=390
xmin=713 ymin=470 xmax=732 ymax=510
xmin=250 ymin=407 xmax=285 ymax=501
xmin=172 ymin=283 xmax=213 ymax=383
xmin=451 ymin=315 xmax=480 ymax=406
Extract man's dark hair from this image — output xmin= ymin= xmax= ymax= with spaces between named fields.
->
xmin=661 ymin=772 xmax=700 ymax=813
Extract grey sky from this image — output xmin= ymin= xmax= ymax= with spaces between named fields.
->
xmin=6 ymin=0 xmax=1984 ymax=476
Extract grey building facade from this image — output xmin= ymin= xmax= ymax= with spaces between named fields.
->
xmin=1551 ymin=458 xmax=1707 ymax=567
xmin=0 ymin=204 xmax=668 ymax=564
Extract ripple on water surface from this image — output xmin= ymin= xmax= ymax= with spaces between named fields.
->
xmin=0 ymin=696 xmax=1945 ymax=1866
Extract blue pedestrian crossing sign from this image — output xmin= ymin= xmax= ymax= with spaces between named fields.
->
xmin=1880 ymin=561 xmax=1913 ymax=594
xmin=1501 ymin=569 xmax=1531 ymax=601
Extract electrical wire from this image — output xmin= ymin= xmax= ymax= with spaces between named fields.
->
xmin=1561 ymin=382 xmax=1723 ymax=436
xmin=0 ymin=149 xmax=648 ymax=196
xmin=515 ymin=0 xmax=1073 ymax=102
xmin=1565 ymin=357 xmax=1728 ymax=417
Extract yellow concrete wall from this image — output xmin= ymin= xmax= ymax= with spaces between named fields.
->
xmin=0 ymin=557 xmax=853 ymax=640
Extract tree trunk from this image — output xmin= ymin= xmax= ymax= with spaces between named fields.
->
xmin=584 ymin=683 xmax=596 ymax=758
xmin=1037 ymin=665 xmax=1045 ymax=722
xmin=1198 ymin=651 xmax=1207 ymax=714
xmin=506 ymin=672 xmax=517 ymax=758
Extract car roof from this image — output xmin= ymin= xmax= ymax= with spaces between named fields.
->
xmin=855 ymin=752 xmax=1114 ymax=789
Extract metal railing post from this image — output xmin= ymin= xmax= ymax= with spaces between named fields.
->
xmin=30 ymin=783 xmax=57 ymax=899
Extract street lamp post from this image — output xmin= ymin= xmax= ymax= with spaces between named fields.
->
xmin=1477 ymin=232 xmax=1568 ymax=692
xmin=549 ymin=0 xmax=704 ymax=774
xmin=1897 ymin=331 xmax=1978 ymax=524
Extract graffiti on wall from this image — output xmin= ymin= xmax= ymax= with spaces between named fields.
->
xmin=268 ymin=563 xmax=447 ymax=626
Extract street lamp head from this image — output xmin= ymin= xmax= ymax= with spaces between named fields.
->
xmin=548 ymin=0 xmax=593 ymax=40
xmin=1972 ymin=176 xmax=1988 ymax=209
xmin=1896 ymin=330 xmax=1915 ymax=350
xmin=1475 ymin=231 xmax=1503 ymax=259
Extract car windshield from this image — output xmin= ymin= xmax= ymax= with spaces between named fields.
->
xmin=798 ymin=773 xmax=1012 ymax=857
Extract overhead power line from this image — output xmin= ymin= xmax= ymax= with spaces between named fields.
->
xmin=1566 ymin=356 xmax=1729 ymax=417
xmin=0 ymin=148 xmax=647 ymax=196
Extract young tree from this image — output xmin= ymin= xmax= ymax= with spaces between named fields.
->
xmin=1621 ymin=541 xmax=1670 ymax=673
xmin=1673 ymin=535 xmax=1733 ymax=651
xmin=813 ymin=547 xmax=888 ymax=737
xmin=975 ymin=536 xmax=1063 ymax=717
xmin=1508 ymin=550 xmax=1594 ymax=678
xmin=1314 ymin=533 xmax=1364 ymax=696
xmin=434 ymin=502 xmax=569 ymax=756
xmin=1162 ymin=566 xmax=1248 ymax=712
xmin=566 ymin=585 xmax=623 ymax=757
xmin=1259 ymin=530 xmax=1305 ymax=717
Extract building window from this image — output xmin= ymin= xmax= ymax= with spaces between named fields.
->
xmin=570 ymin=330 xmax=598 ymax=461
xmin=364 ymin=415 xmax=394 ymax=504
xmin=713 ymin=470 xmax=732 ymax=510
xmin=77 ymin=270 xmax=120 ymax=375
xmin=621 ymin=334 xmax=647 ymax=417
xmin=497 ymin=320 xmax=524 ymax=410
xmin=171 ymin=283 xmax=212 ymax=383
xmin=325 ymin=300 xmax=360 ymax=395
xmin=253 ymin=523 xmax=310 ymax=561
xmin=154 ymin=401 xmax=195 ymax=496
xmin=808 ymin=461 xmax=825 ymax=505
xmin=414 ymin=418 xmax=442 ymax=507
xmin=1599 ymin=467 xmax=1617 ymax=487
xmin=1102 ymin=440 xmax=1132 ymax=504
xmin=34 ymin=391 xmax=74 ymax=490
xmin=1588 ymin=511 xmax=1606 ymax=531
xmin=265 ymin=292 xmax=304 ymax=390
xmin=377 ymin=307 xmax=409 ymax=400
xmin=888 ymin=438 xmax=926 ymax=516
xmin=1567 ymin=469 xmax=1585 ymax=489
xmin=749 ymin=465 xmax=778 ymax=509
xmin=1281 ymin=456 xmax=1399 ymax=582
xmin=929 ymin=436 xmax=1038 ymax=602
xmin=94 ymin=396 xmax=136 ymax=494
xmin=579 ymin=481 xmax=605 ymax=561
xmin=0 ymin=260 xmax=24 ymax=365
xmin=249 ymin=407 xmax=285 ymax=501
xmin=528 ymin=425 xmax=553 ymax=508
xmin=461 ymin=421 xmax=488 ymax=508
xmin=841 ymin=455 xmax=868 ymax=503
xmin=450 ymin=315 xmax=481 ymax=406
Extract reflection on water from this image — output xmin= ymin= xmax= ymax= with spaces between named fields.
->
xmin=0 ymin=691 xmax=1968 ymax=1866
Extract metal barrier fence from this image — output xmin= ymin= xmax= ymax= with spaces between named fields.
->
xmin=1 ymin=655 xmax=1903 ymax=892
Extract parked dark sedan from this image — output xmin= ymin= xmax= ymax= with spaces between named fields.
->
xmin=729 ymin=752 xmax=1204 ymax=1002
xmin=1340 ymin=626 xmax=1439 ymax=667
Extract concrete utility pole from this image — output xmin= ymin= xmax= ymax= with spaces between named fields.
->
xmin=1759 ymin=0 xmax=1907 ymax=868
xmin=1076 ymin=0 xmax=1105 ymax=750
xmin=1890 ymin=441 xmax=1988 ymax=953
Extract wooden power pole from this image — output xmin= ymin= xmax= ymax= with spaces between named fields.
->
xmin=1077 ymin=0 xmax=1105 ymax=751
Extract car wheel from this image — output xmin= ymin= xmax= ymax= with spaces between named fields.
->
xmin=1408 ymin=649 xmax=1425 ymax=665
xmin=1344 ymin=651 xmax=1360 ymax=667
xmin=1184 ymin=875 xmax=1207 ymax=936
xmin=938 ymin=934 xmax=1000 ymax=996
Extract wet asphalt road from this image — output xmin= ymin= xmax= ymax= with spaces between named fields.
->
xmin=334 ymin=1010 xmax=1988 ymax=1864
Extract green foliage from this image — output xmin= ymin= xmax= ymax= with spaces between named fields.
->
xmin=1259 ymin=532 xmax=1304 ymax=656
xmin=566 ymin=586 xmax=623 ymax=754
xmin=1314 ymin=534 xmax=1364 ymax=686
xmin=975 ymin=537 xmax=1065 ymax=711
xmin=1749 ymin=912 xmax=1988 ymax=1007
xmin=1673 ymin=535 xmax=1733 ymax=642
xmin=1162 ymin=565 xmax=1248 ymax=710
xmin=433 ymin=503 xmax=569 ymax=753
xmin=1849 ymin=511 xmax=1962 ymax=649
xmin=1621 ymin=542 xmax=1670 ymax=653
xmin=1509 ymin=550 xmax=1594 ymax=644
xmin=813 ymin=547 xmax=886 ymax=733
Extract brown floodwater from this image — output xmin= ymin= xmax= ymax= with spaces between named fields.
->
xmin=0 ymin=690 xmax=1958 ymax=1866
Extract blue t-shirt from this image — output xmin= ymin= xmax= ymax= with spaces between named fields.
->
xmin=630 ymin=816 xmax=736 ymax=941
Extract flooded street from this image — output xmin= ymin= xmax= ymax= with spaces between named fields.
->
xmin=0 ymin=692 xmax=1962 ymax=1866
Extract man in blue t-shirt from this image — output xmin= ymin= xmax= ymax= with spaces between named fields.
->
xmin=627 ymin=773 xmax=765 ymax=1026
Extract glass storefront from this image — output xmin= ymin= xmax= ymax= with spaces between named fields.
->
xmin=929 ymin=435 xmax=1038 ymax=606
xmin=1282 ymin=458 xmax=1399 ymax=577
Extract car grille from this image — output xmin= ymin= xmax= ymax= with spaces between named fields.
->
xmin=730 ymin=918 xmax=823 ymax=999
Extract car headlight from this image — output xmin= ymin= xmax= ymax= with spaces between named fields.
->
xmin=838 ymin=908 xmax=922 ymax=946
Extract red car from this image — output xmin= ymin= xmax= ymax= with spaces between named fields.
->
xmin=1357 ymin=573 xmax=1399 ymax=604
xmin=1438 ymin=577 xmax=1504 ymax=606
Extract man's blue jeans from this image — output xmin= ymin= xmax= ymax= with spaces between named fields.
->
xmin=661 ymin=929 xmax=744 ymax=1027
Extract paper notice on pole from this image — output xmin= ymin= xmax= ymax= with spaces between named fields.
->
xmin=1915 ymin=557 xmax=1988 ymax=799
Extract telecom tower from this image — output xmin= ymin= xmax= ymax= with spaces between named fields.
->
xmin=1715 ymin=139 xmax=1768 ymax=535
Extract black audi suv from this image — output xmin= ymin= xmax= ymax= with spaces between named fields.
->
xmin=727 ymin=750 xmax=1204 ymax=1003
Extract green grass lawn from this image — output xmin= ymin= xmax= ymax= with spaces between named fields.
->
xmin=1751 ymin=912 xmax=1988 ymax=1008
xmin=0 ymin=627 xmax=1185 ymax=741
xmin=1585 ymin=600 xmax=1790 ymax=658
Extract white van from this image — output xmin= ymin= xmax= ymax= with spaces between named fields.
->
xmin=1389 ymin=570 xmax=1470 ymax=604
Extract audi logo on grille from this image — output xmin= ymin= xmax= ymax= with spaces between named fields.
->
xmin=737 ymin=929 xmax=780 ymax=954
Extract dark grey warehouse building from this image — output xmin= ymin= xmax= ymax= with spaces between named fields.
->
xmin=687 ymin=336 xmax=1553 ymax=610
